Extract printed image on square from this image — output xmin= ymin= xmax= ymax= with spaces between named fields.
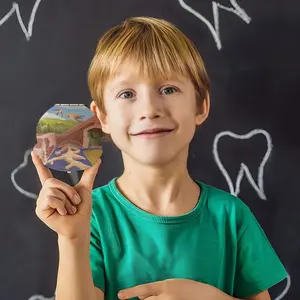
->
xmin=33 ymin=104 xmax=103 ymax=172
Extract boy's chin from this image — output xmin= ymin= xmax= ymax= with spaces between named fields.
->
xmin=131 ymin=152 xmax=182 ymax=167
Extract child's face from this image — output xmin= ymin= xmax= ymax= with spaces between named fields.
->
xmin=92 ymin=63 xmax=209 ymax=166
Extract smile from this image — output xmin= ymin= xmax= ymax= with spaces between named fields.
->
xmin=131 ymin=129 xmax=174 ymax=138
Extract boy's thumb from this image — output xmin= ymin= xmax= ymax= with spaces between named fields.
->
xmin=77 ymin=158 xmax=101 ymax=191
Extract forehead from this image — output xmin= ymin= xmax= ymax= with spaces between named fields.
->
xmin=106 ymin=62 xmax=190 ymax=88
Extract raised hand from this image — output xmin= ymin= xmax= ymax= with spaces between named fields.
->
xmin=32 ymin=151 xmax=101 ymax=240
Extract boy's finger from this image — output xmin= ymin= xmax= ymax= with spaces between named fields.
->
xmin=41 ymin=180 xmax=81 ymax=206
xmin=44 ymin=196 xmax=67 ymax=216
xmin=77 ymin=158 xmax=101 ymax=191
xmin=118 ymin=282 xmax=161 ymax=299
xmin=31 ymin=151 xmax=53 ymax=185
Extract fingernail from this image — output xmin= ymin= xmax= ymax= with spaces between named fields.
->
xmin=71 ymin=206 xmax=77 ymax=214
xmin=73 ymin=194 xmax=81 ymax=205
xmin=118 ymin=291 xmax=124 ymax=299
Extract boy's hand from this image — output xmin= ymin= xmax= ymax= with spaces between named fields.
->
xmin=32 ymin=151 xmax=101 ymax=240
xmin=118 ymin=278 xmax=234 ymax=300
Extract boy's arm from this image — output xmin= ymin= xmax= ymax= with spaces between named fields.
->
xmin=244 ymin=290 xmax=271 ymax=300
xmin=233 ymin=199 xmax=288 ymax=298
xmin=95 ymin=287 xmax=104 ymax=300
xmin=56 ymin=235 xmax=103 ymax=300
xmin=92 ymin=278 xmax=271 ymax=300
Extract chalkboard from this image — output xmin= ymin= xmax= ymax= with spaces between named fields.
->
xmin=1 ymin=0 xmax=299 ymax=299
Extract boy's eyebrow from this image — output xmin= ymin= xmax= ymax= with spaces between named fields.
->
xmin=108 ymin=80 xmax=134 ymax=92
xmin=112 ymin=79 xmax=132 ymax=86
xmin=167 ymin=78 xmax=187 ymax=85
xmin=109 ymin=77 xmax=187 ymax=91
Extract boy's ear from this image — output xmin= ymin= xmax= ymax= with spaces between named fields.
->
xmin=90 ymin=101 xmax=110 ymax=134
xmin=195 ymin=93 xmax=210 ymax=126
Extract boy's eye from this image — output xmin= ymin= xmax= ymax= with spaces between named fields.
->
xmin=119 ymin=91 xmax=134 ymax=99
xmin=161 ymin=87 xmax=177 ymax=95
xmin=117 ymin=87 xmax=178 ymax=99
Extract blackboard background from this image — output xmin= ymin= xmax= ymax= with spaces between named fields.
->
xmin=0 ymin=0 xmax=299 ymax=299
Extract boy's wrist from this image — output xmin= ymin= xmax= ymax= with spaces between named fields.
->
xmin=58 ymin=233 xmax=90 ymax=248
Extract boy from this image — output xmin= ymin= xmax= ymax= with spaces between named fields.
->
xmin=32 ymin=17 xmax=288 ymax=300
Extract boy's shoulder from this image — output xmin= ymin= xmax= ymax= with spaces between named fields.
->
xmin=198 ymin=180 xmax=249 ymax=214
xmin=92 ymin=180 xmax=113 ymax=199
xmin=90 ymin=179 xmax=120 ymax=222
xmin=91 ymin=178 xmax=116 ymax=207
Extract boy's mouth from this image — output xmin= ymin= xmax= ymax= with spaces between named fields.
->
xmin=131 ymin=128 xmax=174 ymax=136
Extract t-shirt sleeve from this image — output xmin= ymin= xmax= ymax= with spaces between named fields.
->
xmin=233 ymin=199 xmax=288 ymax=298
xmin=90 ymin=210 xmax=105 ymax=292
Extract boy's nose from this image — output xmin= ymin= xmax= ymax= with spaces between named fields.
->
xmin=138 ymin=94 xmax=164 ymax=120
xmin=139 ymin=102 xmax=164 ymax=120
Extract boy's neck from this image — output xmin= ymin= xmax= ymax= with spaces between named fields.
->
xmin=116 ymin=153 xmax=200 ymax=216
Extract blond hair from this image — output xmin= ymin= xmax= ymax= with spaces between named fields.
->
xmin=88 ymin=16 xmax=210 ymax=113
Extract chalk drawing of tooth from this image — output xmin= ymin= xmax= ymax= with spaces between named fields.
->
xmin=0 ymin=0 xmax=43 ymax=41
xmin=178 ymin=0 xmax=251 ymax=50
xmin=213 ymin=129 xmax=272 ymax=200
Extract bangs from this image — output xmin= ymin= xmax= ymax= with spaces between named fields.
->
xmin=102 ymin=24 xmax=189 ymax=83
xmin=88 ymin=17 xmax=210 ymax=112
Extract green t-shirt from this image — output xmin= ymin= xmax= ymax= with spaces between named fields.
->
xmin=90 ymin=178 xmax=287 ymax=300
